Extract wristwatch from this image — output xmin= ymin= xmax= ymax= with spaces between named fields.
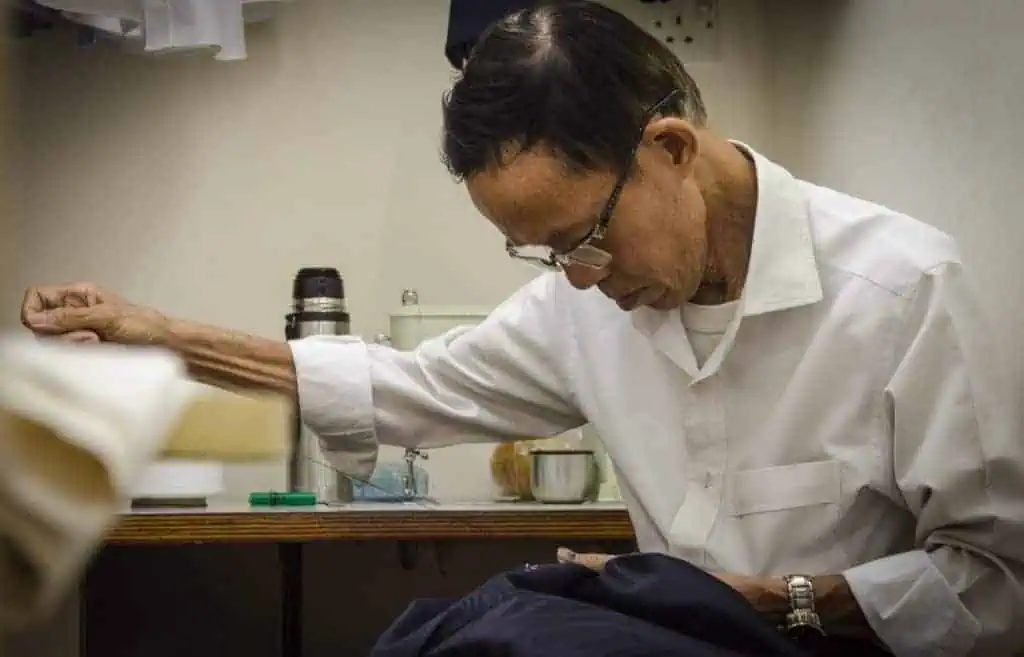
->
xmin=782 ymin=574 xmax=826 ymax=638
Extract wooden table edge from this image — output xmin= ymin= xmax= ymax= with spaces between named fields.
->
xmin=103 ymin=507 xmax=637 ymax=545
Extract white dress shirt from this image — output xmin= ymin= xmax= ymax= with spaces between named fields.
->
xmin=290 ymin=146 xmax=1024 ymax=657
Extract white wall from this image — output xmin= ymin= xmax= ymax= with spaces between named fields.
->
xmin=10 ymin=0 xmax=1021 ymax=502
xmin=765 ymin=0 xmax=1024 ymax=400
xmin=7 ymin=0 xmax=1023 ymax=655
xmin=9 ymin=0 xmax=528 ymax=502
xmin=2 ymin=34 xmax=18 ymax=331
xmin=5 ymin=2 xmax=771 ymax=656
xmin=7 ymin=0 xmax=774 ymax=504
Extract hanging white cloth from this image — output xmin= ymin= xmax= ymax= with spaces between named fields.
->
xmin=33 ymin=0 xmax=293 ymax=60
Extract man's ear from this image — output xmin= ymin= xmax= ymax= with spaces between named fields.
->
xmin=645 ymin=117 xmax=700 ymax=179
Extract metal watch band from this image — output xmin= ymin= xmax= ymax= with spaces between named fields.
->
xmin=783 ymin=574 xmax=826 ymax=635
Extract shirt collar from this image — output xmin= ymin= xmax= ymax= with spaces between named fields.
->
xmin=734 ymin=141 xmax=823 ymax=316
xmin=632 ymin=142 xmax=822 ymax=332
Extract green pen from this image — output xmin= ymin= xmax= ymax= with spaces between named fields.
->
xmin=248 ymin=491 xmax=319 ymax=507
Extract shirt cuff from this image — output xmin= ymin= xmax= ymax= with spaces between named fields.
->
xmin=288 ymin=336 xmax=378 ymax=480
xmin=843 ymin=549 xmax=981 ymax=657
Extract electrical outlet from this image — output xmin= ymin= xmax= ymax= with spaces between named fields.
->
xmin=601 ymin=0 xmax=721 ymax=63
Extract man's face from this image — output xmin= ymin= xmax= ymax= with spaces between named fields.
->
xmin=466 ymin=139 xmax=709 ymax=311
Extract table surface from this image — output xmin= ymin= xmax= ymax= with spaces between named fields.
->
xmin=106 ymin=501 xmax=635 ymax=544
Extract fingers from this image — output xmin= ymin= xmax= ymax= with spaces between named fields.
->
xmin=557 ymin=547 xmax=618 ymax=571
xmin=34 ymin=331 xmax=102 ymax=345
xmin=21 ymin=283 xmax=107 ymax=330
xmin=21 ymin=288 xmax=48 ymax=323
xmin=60 ymin=330 xmax=102 ymax=344
xmin=23 ymin=305 xmax=102 ymax=336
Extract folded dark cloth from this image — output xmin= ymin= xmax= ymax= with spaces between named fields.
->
xmin=444 ymin=0 xmax=536 ymax=70
xmin=7 ymin=2 xmax=60 ymax=39
xmin=371 ymin=553 xmax=813 ymax=656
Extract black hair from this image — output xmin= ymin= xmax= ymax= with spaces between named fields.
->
xmin=441 ymin=1 xmax=707 ymax=181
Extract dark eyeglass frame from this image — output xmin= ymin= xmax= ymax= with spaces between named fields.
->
xmin=506 ymin=89 xmax=683 ymax=271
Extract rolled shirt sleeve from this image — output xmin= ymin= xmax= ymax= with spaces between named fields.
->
xmin=842 ymin=262 xmax=1024 ymax=657
xmin=288 ymin=273 xmax=586 ymax=478
xmin=288 ymin=335 xmax=379 ymax=480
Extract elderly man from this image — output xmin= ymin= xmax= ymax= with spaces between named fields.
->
xmin=19 ymin=2 xmax=1023 ymax=656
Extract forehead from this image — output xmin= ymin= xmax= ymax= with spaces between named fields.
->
xmin=466 ymin=150 xmax=612 ymax=246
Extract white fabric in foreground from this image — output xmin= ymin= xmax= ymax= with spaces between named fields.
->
xmin=0 ymin=335 xmax=193 ymax=629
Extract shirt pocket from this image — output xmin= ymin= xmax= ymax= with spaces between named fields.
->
xmin=723 ymin=460 xmax=846 ymax=574
xmin=728 ymin=460 xmax=841 ymax=516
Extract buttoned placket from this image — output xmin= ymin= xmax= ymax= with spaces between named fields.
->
xmin=659 ymin=308 xmax=742 ymax=569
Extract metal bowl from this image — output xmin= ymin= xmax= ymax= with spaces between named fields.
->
xmin=529 ymin=449 xmax=599 ymax=504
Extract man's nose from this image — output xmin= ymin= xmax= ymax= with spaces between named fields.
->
xmin=562 ymin=263 xmax=608 ymax=290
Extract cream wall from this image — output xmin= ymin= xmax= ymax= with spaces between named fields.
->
xmin=6 ymin=0 xmax=1023 ymax=655
xmin=7 ymin=0 xmax=773 ymax=504
xmin=6 ymin=2 xmax=771 ymax=656
xmin=2 ymin=22 xmax=17 ymax=332
xmin=765 ymin=0 xmax=1024 ymax=399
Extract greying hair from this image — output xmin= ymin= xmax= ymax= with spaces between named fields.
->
xmin=442 ymin=1 xmax=707 ymax=180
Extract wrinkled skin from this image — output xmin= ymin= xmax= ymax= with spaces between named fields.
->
xmin=20 ymin=283 xmax=168 ymax=346
xmin=556 ymin=547 xmax=760 ymax=598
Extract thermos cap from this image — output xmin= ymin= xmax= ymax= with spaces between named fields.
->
xmin=293 ymin=267 xmax=344 ymax=301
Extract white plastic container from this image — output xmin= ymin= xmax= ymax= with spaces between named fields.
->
xmin=384 ymin=298 xmax=496 ymax=502
xmin=388 ymin=304 xmax=492 ymax=350
xmin=128 ymin=460 xmax=225 ymax=501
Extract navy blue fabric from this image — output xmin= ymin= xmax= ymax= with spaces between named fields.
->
xmin=370 ymin=553 xmax=810 ymax=657
xmin=444 ymin=0 xmax=536 ymax=70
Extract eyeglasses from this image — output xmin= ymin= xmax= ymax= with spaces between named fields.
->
xmin=506 ymin=89 xmax=682 ymax=271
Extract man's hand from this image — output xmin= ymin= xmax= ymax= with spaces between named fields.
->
xmin=557 ymin=549 xmax=873 ymax=638
xmin=21 ymin=283 xmax=298 ymax=397
xmin=556 ymin=549 xmax=785 ymax=611
xmin=713 ymin=572 xmax=789 ymax=618
xmin=21 ymin=283 xmax=169 ymax=346
xmin=556 ymin=547 xmax=622 ymax=570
